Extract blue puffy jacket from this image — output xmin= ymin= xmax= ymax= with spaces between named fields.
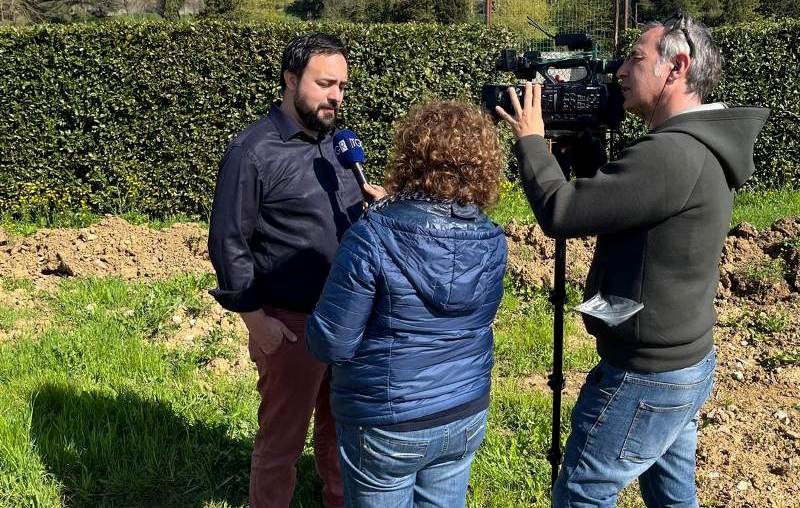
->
xmin=306 ymin=198 xmax=508 ymax=426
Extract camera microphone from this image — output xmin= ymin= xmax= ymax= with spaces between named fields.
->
xmin=332 ymin=129 xmax=369 ymax=191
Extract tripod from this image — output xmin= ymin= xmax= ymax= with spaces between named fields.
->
xmin=546 ymin=139 xmax=573 ymax=487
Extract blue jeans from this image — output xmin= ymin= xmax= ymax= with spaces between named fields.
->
xmin=335 ymin=409 xmax=488 ymax=508
xmin=553 ymin=347 xmax=716 ymax=507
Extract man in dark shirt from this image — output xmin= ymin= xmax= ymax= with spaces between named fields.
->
xmin=208 ymin=33 xmax=383 ymax=508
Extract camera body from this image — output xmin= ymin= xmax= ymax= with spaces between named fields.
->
xmin=482 ymin=80 xmax=624 ymax=132
xmin=482 ymin=38 xmax=625 ymax=137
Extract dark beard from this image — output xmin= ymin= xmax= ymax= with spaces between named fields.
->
xmin=294 ymin=95 xmax=337 ymax=134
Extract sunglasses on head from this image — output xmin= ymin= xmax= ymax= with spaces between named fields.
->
xmin=664 ymin=12 xmax=696 ymax=58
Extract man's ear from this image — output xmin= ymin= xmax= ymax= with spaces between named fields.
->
xmin=284 ymin=70 xmax=298 ymax=93
xmin=671 ymin=53 xmax=691 ymax=78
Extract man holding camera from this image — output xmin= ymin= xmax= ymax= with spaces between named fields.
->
xmin=497 ymin=13 xmax=768 ymax=507
xmin=208 ymin=33 xmax=382 ymax=507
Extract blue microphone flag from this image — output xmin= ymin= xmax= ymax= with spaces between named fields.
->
xmin=333 ymin=129 xmax=366 ymax=167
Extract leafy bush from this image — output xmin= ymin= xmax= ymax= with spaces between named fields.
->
xmin=0 ymin=20 xmax=513 ymax=218
xmin=2 ymin=18 xmax=800 ymax=219
xmin=713 ymin=19 xmax=800 ymax=188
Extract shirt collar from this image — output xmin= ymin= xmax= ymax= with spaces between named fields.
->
xmin=675 ymin=102 xmax=727 ymax=117
xmin=268 ymin=103 xmax=333 ymax=143
xmin=268 ymin=104 xmax=304 ymax=141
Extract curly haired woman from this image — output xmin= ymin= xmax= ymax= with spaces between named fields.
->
xmin=306 ymin=100 xmax=508 ymax=508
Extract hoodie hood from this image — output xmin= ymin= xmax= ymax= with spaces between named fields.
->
xmin=367 ymin=202 xmax=507 ymax=314
xmin=655 ymin=106 xmax=770 ymax=189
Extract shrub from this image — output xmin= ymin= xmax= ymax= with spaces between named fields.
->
xmin=2 ymin=18 xmax=800 ymax=219
xmin=0 ymin=20 xmax=514 ymax=218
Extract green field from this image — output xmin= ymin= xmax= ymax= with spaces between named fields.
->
xmin=0 ymin=186 xmax=797 ymax=507
xmin=0 ymin=273 xmax=596 ymax=507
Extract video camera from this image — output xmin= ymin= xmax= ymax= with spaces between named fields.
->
xmin=481 ymin=26 xmax=625 ymax=138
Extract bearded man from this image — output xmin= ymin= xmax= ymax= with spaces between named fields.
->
xmin=208 ymin=32 xmax=381 ymax=508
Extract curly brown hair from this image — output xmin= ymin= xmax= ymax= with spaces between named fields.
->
xmin=384 ymin=100 xmax=505 ymax=210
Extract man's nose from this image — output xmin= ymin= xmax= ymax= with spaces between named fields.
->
xmin=328 ymin=86 xmax=343 ymax=105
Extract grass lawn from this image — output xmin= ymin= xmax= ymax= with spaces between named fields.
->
xmin=730 ymin=188 xmax=800 ymax=230
xmin=0 ymin=275 xmax=258 ymax=507
xmin=489 ymin=183 xmax=800 ymax=231
xmin=0 ymin=273 xmax=592 ymax=507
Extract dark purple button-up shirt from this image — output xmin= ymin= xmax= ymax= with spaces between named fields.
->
xmin=208 ymin=105 xmax=364 ymax=313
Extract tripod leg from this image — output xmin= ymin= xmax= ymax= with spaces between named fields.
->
xmin=548 ymin=236 xmax=567 ymax=487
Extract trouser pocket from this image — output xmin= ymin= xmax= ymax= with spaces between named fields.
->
xmin=620 ymin=400 xmax=695 ymax=462
xmin=460 ymin=410 xmax=488 ymax=459
xmin=360 ymin=427 xmax=430 ymax=479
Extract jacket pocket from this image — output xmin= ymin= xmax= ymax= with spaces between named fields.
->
xmin=584 ymin=231 xmax=647 ymax=342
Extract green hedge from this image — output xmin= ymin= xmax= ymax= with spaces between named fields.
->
xmin=713 ymin=20 xmax=800 ymax=189
xmin=0 ymin=19 xmax=798 ymax=219
xmin=617 ymin=19 xmax=800 ymax=189
xmin=0 ymin=20 xmax=513 ymax=218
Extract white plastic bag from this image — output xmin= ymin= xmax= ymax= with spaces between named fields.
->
xmin=575 ymin=292 xmax=644 ymax=327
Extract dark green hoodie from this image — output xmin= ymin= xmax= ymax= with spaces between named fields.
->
xmin=515 ymin=106 xmax=770 ymax=372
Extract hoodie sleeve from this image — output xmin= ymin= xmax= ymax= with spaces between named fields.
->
xmin=306 ymin=220 xmax=379 ymax=364
xmin=515 ymin=133 xmax=703 ymax=238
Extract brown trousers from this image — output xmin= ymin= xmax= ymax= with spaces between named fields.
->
xmin=249 ymin=306 xmax=344 ymax=508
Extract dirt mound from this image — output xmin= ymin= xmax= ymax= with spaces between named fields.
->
xmin=5 ymin=215 xmax=797 ymax=303
xmin=0 ymin=216 xmax=211 ymax=289
xmin=504 ymin=221 xmax=595 ymax=290
xmin=505 ymin=217 xmax=800 ymax=304
xmin=719 ymin=219 xmax=800 ymax=302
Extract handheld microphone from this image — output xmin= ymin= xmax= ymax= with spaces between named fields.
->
xmin=332 ymin=129 xmax=369 ymax=190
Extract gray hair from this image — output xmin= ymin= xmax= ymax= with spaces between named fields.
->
xmin=646 ymin=12 xmax=723 ymax=100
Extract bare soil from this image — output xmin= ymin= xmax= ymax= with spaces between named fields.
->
xmin=0 ymin=215 xmax=212 ymax=289
xmin=1 ymin=216 xmax=799 ymax=505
